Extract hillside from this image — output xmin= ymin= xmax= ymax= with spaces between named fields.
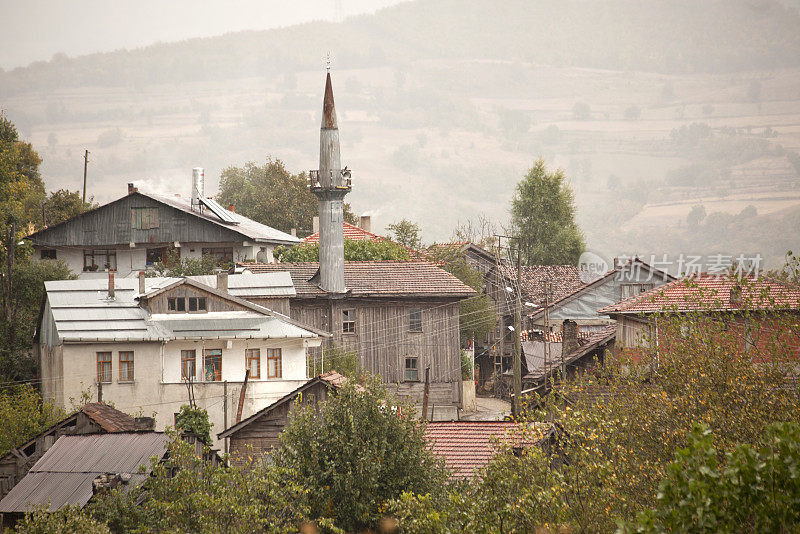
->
xmin=2 ymin=0 xmax=799 ymax=267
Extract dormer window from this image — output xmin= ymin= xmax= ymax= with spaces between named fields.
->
xmin=168 ymin=296 xmax=207 ymax=313
xmin=188 ymin=297 xmax=207 ymax=312
xmin=168 ymin=297 xmax=186 ymax=312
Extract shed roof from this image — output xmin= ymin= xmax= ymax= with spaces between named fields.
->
xmin=218 ymin=371 xmax=346 ymax=439
xmin=523 ymin=325 xmax=617 ymax=381
xmin=240 ymin=261 xmax=476 ymax=299
xmin=598 ymin=274 xmax=800 ymax=315
xmin=425 ymin=421 xmax=552 ymax=479
xmin=302 ymin=222 xmax=384 ymax=244
xmin=0 ymin=433 xmax=169 ymax=513
xmin=80 ymin=403 xmax=139 ymax=432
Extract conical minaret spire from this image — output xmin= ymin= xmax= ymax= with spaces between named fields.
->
xmin=310 ymin=71 xmax=351 ymax=294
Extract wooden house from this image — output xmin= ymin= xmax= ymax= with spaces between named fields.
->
xmin=218 ymin=371 xmax=346 ymax=462
xmin=24 ymin=177 xmax=299 ymax=279
xmin=240 ymin=262 xmax=475 ymax=417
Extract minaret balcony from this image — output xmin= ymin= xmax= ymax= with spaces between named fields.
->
xmin=308 ymin=169 xmax=353 ymax=191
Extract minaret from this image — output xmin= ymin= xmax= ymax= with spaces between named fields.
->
xmin=310 ymin=71 xmax=351 ymax=294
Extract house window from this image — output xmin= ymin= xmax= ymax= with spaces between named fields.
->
xmin=83 ymin=249 xmax=117 ymax=272
xmin=620 ymin=283 xmax=654 ymax=300
xmin=404 ymin=356 xmax=419 ymax=381
xmin=181 ymin=350 xmax=196 ymax=380
xmin=203 ymin=349 xmax=222 ymax=381
xmin=246 ymin=349 xmax=261 ymax=378
xmin=168 ymin=297 xmax=186 ymax=312
xmin=119 ymin=351 xmax=134 ymax=382
xmin=97 ymin=352 xmax=112 ymax=383
xmin=146 ymin=248 xmax=163 ymax=266
xmin=131 ymin=207 xmax=159 ymax=230
xmin=409 ymin=309 xmax=423 ymax=332
xmin=342 ymin=309 xmax=356 ymax=334
xmin=40 ymin=249 xmax=57 ymax=260
xmin=201 ymin=247 xmax=233 ymax=264
xmin=188 ymin=297 xmax=207 ymax=312
xmin=266 ymin=348 xmax=282 ymax=378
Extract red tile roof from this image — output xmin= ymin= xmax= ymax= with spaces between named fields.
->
xmin=80 ymin=403 xmax=139 ymax=432
xmin=241 ymin=261 xmax=476 ymax=299
xmin=599 ymin=274 xmax=800 ymax=315
xmin=499 ymin=264 xmax=585 ymax=306
xmin=302 ymin=222 xmax=384 ymax=244
xmin=425 ymin=421 xmax=551 ymax=479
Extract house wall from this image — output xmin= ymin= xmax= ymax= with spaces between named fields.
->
xmin=40 ymin=338 xmax=309 ymax=450
xmin=145 ymin=285 xmax=251 ymax=314
xmin=530 ymin=269 xmax=671 ymax=331
xmin=35 ymin=242 xmax=270 ymax=279
xmin=287 ymin=298 xmax=462 ymax=407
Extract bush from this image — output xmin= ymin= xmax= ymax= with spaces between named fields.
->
xmin=174 ymin=404 xmax=212 ymax=445
xmin=275 ymin=237 xmax=411 ymax=262
xmin=272 ymin=377 xmax=447 ymax=531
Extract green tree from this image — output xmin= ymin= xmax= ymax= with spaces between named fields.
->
xmin=43 ymin=189 xmax=95 ymax=227
xmin=272 ymin=377 xmax=447 ymax=531
xmin=147 ymin=249 xmax=221 ymax=277
xmin=686 ymin=204 xmax=707 ymax=226
xmin=386 ymin=219 xmax=423 ymax=250
xmin=510 ymin=159 xmax=586 ymax=265
xmin=275 ymin=237 xmax=411 ymax=262
xmin=626 ymin=423 xmax=800 ymax=533
xmin=0 ymin=384 xmax=65 ymax=456
xmin=217 ymin=158 xmax=356 ymax=237
xmin=174 ymin=404 xmax=212 ymax=446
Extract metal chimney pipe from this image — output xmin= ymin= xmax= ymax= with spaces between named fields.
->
xmin=138 ymin=271 xmax=146 ymax=295
xmin=191 ymin=168 xmax=205 ymax=209
xmin=108 ymin=271 xmax=115 ymax=300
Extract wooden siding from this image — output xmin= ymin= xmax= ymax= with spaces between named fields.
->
xmin=30 ymin=193 xmax=247 ymax=247
xmin=248 ymin=297 xmax=291 ymax=317
xmin=145 ymin=285 xmax=253 ymax=314
xmin=284 ymin=298 xmax=462 ymax=406
xmin=228 ymin=380 xmax=332 ymax=463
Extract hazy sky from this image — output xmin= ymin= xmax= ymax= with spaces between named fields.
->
xmin=0 ymin=0 xmax=405 ymax=70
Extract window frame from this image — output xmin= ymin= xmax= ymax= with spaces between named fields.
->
xmin=83 ymin=249 xmax=117 ymax=272
xmin=342 ymin=309 xmax=356 ymax=334
xmin=168 ymin=297 xmax=186 ymax=312
xmin=181 ymin=350 xmax=196 ymax=380
xmin=118 ymin=351 xmax=134 ymax=382
xmin=203 ymin=349 xmax=223 ymax=382
xmin=40 ymin=249 xmax=57 ymax=260
xmin=201 ymin=247 xmax=234 ymax=264
xmin=97 ymin=352 xmax=112 ymax=383
xmin=266 ymin=348 xmax=282 ymax=379
xmin=404 ymin=356 xmax=419 ymax=382
xmin=246 ymin=348 xmax=261 ymax=379
xmin=409 ymin=308 xmax=423 ymax=332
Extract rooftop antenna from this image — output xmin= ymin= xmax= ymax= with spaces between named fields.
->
xmin=325 ymin=51 xmax=332 ymax=73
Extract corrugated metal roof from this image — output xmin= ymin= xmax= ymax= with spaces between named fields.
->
xmin=145 ymin=191 xmax=299 ymax=244
xmin=0 ymin=433 xmax=167 ymax=513
xmin=43 ymin=275 xmax=318 ymax=342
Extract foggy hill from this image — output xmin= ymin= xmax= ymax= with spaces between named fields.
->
xmin=2 ymin=0 xmax=799 ymax=269
xmin=2 ymin=0 xmax=800 ymax=96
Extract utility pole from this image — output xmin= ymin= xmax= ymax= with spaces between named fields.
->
xmin=97 ymin=380 xmax=103 ymax=403
xmin=513 ymin=239 xmax=522 ymax=418
xmin=82 ymin=149 xmax=89 ymax=203
xmin=235 ymin=369 xmax=250 ymax=424
xmin=421 ymin=365 xmax=431 ymax=421
xmin=223 ymin=381 xmax=228 ymax=455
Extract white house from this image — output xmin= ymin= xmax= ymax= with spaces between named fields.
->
xmin=35 ymin=272 xmax=327 ymax=449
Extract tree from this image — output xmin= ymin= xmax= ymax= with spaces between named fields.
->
xmin=174 ymin=404 xmax=212 ymax=446
xmin=572 ymin=102 xmax=591 ymax=120
xmin=510 ymin=159 xmax=585 ymax=265
xmin=626 ymin=423 xmax=800 ymax=533
xmin=275 ymin=238 xmax=411 ymax=262
xmin=386 ymin=219 xmax=422 ymax=250
xmin=686 ymin=204 xmax=707 ymax=226
xmin=624 ymin=105 xmax=641 ymax=120
xmin=0 ymin=384 xmax=65 ymax=456
xmin=217 ymin=158 xmax=356 ymax=237
xmin=147 ymin=249 xmax=221 ymax=277
xmin=272 ymin=378 xmax=447 ymax=531
xmin=43 ymin=189 xmax=94 ymax=227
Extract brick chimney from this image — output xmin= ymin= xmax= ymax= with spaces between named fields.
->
xmin=562 ymin=320 xmax=579 ymax=358
xmin=358 ymin=215 xmax=371 ymax=233
xmin=217 ymin=271 xmax=228 ymax=292
xmin=138 ymin=271 xmax=146 ymax=295
xmin=107 ymin=271 xmax=115 ymax=300
xmin=127 ymin=183 xmax=137 ymax=195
